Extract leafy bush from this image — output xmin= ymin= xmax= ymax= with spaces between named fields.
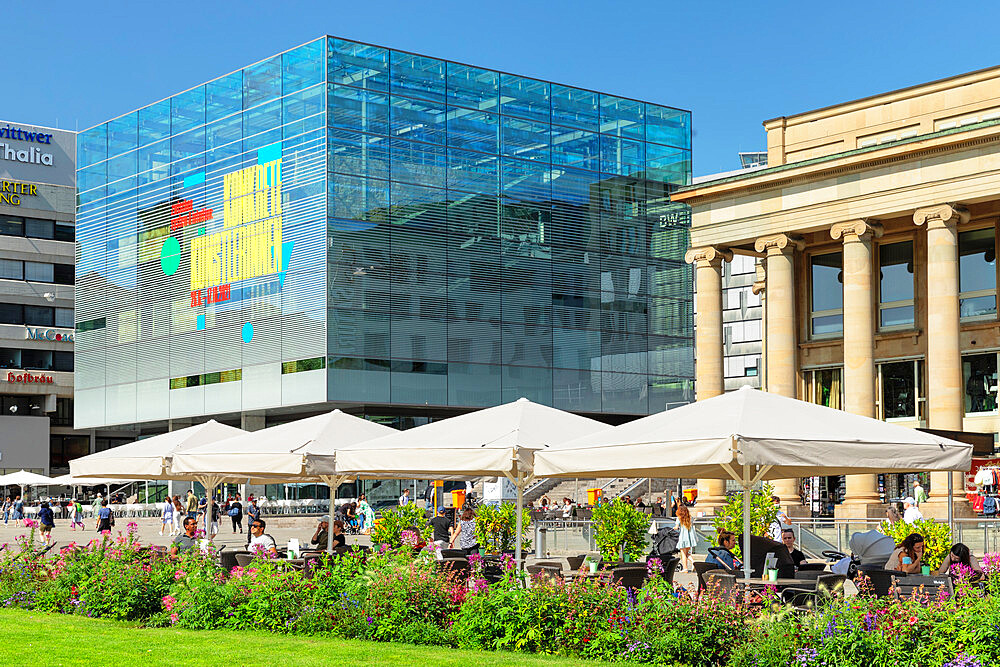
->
xmin=711 ymin=483 xmax=778 ymax=557
xmin=368 ymin=503 xmax=430 ymax=548
xmin=591 ymin=498 xmax=650 ymax=561
xmin=473 ymin=502 xmax=532 ymax=554
xmin=880 ymin=517 xmax=952 ymax=570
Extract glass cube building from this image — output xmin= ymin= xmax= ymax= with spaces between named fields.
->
xmin=74 ymin=36 xmax=693 ymax=430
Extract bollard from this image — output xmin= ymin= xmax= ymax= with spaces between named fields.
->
xmin=535 ymin=526 xmax=547 ymax=558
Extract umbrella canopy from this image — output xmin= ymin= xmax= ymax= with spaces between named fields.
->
xmin=335 ymin=397 xmax=612 ymax=565
xmin=70 ymin=420 xmax=247 ymax=480
xmin=0 ymin=470 xmax=56 ymax=486
xmin=171 ymin=409 xmax=397 ymax=479
xmin=534 ymin=386 xmax=973 ymax=480
xmin=49 ymin=474 xmax=140 ymax=485
xmin=335 ymin=397 xmax=612 ymax=480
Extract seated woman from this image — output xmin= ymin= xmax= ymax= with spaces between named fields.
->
xmin=885 ymin=532 xmax=924 ymax=574
xmin=780 ymin=528 xmax=807 ymax=567
xmin=705 ymin=530 xmax=742 ymax=571
xmin=936 ymin=543 xmax=984 ymax=580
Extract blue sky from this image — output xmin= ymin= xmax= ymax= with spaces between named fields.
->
xmin=11 ymin=1 xmax=1000 ymax=175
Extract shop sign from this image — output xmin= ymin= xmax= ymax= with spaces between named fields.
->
xmin=24 ymin=327 xmax=73 ymax=343
xmin=0 ymin=180 xmax=37 ymax=206
xmin=6 ymin=371 xmax=53 ymax=384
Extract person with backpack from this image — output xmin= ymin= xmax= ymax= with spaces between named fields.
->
xmin=71 ymin=498 xmax=85 ymax=531
xmin=228 ymin=496 xmax=243 ymax=533
xmin=11 ymin=494 xmax=24 ymax=527
xmin=95 ymin=499 xmax=114 ymax=533
xmin=37 ymin=501 xmax=55 ymax=545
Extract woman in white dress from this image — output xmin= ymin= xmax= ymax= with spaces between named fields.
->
xmin=674 ymin=505 xmax=698 ymax=572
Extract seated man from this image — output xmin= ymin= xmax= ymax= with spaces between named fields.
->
xmin=705 ymin=530 xmax=742 ymax=570
xmin=329 ymin=519 xmax=347 ymax=550
xmin=170 ymin=517 xmax=200 ymax=558
xmin=247 ymin=518 xmax=278 ymax=557
xmin=780 ymin=528 xmax=807 ymax=567
xmin=310 ymin=515 xmax=330 ymax=551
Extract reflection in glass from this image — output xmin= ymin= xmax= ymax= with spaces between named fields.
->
xmin=881 ymin=361 xmax=916 ymax=419
xmin=879 ymin=241 xmax=914 ymax=328
xmin=811 ymin=252 xmax=842 ymax=336
xmin=963 ymin=353 xmax=998 ymax=413
xmin=959 ymin=228 xmax=997 ymax=319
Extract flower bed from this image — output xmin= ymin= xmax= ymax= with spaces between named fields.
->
xmin=2 ymin=526 xmax=999 ymax=666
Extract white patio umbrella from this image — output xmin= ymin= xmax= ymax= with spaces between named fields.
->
xmin=70 ymin=420 xmax=248 ymax=540
xmin=171 ymin=410 xmax=397 ymax=554
xmin=49 ymin=474 xmax=142 ymax=502
xmin=335 ymin=398 xmax=613 ymax=564
xmin=0 ymin=470 xmax=56 ymax=501
xmin=534 ymin=386 xmax=974 ymax=580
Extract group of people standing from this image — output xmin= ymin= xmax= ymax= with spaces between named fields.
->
xmin=159 ymin=491 xmax=262 ymax=537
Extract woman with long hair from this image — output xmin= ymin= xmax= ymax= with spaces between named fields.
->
xmin=171 ymin=495 xmax=184 ymax=535
xmin=885 ymin=532 xmax=924 ymax=574
xmin=449 ymin=506 xmax=479 ymax=556
xmin=936 ymin=542 xmax=984 ymax=580
xmin=673 ymin=505 xmax=697 ymax=572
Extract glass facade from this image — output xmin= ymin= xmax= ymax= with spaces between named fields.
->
xmin=75 ymin=36 xmax=693 ymax=428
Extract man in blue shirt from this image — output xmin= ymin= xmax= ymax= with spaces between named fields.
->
xmin=705 ymin=530 xmax=742 ymax=570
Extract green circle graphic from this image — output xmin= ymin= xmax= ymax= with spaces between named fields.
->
xmin=160 ymin=237 xmax=181 ymax=276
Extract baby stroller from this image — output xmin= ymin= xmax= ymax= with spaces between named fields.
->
xmin=647 ymin=525 xmax=682 ymax=582
xmin=823 ymin=529 xmax=896 ymax=579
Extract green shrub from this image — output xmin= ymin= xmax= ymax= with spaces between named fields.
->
xmin=591 ymin=498 xmax=650 ymax=562
xmin=368 ymin=503 xmax=430 ymax=548
xmin=711 ymin=483 xmax=779 ymax=557
xmin=473 ymin=502 xmax=532 ymax=554
xmin=879 ymin=518 xmax=952 ymax=570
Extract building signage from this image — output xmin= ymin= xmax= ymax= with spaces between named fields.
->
xmin=0 ymin=124 xmax=55 ymax=167
xmin=0 ymin=180 xmax=37 ymax=206
xmin=25 ymin=327 xmax=73 ymax=343
xmin=6 ymin=371 xmax=53 ymax=384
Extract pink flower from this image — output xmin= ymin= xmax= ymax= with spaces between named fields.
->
xmin=170 ymin=613 xmax=179 ymax=624
xmin=174 ymin=570 xmax=186 ymax=581
xmin=908 ymin=616 xmax=917 ymax=625
xmin=162 ymin=595 xmax=176 ymax=611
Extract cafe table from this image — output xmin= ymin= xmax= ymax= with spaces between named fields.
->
xmin=734 ymin=577 xmax=817 ymax=589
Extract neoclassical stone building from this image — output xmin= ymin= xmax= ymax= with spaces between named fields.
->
xmin=674 ymin=65 xmax=1000 ymax=518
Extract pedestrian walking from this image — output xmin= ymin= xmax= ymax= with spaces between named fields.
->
xmin=11 ymin=494 xmax=24 ymax=527
xmin=37 ymin=501 xmax=55 ymax=545
xmin=673 ymin=505 xmax=698 ymax=572
xmin=95 ymin=499 xmax=114 ymax=533
xmin=159 ymin=496 xmax=174 ymax=536
xmin=71 ymin=498 xmax=85 ymax=531
xmin=228 ymin=496 xmax=243 ymax=533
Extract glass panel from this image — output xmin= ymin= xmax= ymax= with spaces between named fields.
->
xmin=551 ymin=126 xmax=600 ymax=171
xmin=0 ymin=348 xmax=19 ymax=368
xmin=138 ymin=99 xmax=171 ymax=146
xmin=172 ymin=85 xmax=205 ymax=135
xmin=54 ymin=264 xmax=73 ymax=285
xmin=328 ymin=38 xmax=388 ymax=91
xmin=243 ymin=54 xmax=281 ymax=109
xmin=600 ymin=134 xmax=645 ymax=175
xmin=78 ymin=124 xmax=107 ymax=168
xmin=0 ymin=215 xmax=23 ymax=236
xmin=812 ymin=314 xmax=843 ymax=337
xmin=54 ymin=351 xmax=73 ymax=372
xmin=882 ymin=361 xmax=916 ymax=419
xmin=107 ymin=112 xmax=137 ymax=157
xmin=879 ymin=241 xmax=914 ymax=302
xmin=551 ymin=84 xmax=599 ymax=131
xmin=0 ymin=304 xmax=21 ymax=324
xmin=0 ymin=259 xmax=22 ymax=280
xmin=880 ymin=305 xmax=914 ymax=328
xmin=811 ymin=252 xmax=843 ymax=313
xmin=206 ymin=71 xmax=243 ymax=123
xmin=328 ymin=85 xmax=389 ymax=135
xmin=24 ymin=261 xmax=53 ymax=282
xmin=963 ymin=353 xmax=998 ymax=413
xmin=24 ymin=218 xmax=53 ymax=239
xmin=22 ymin=349 xmax=53 ymax=370
xmin=390 ymin=96 xmax=447 ymax=145
xmin=282 ymin=39 xmax=323 ymax=94
xmin=600 ymin=94 xmax=643 ymax=140
xmin=55 ymin=222 xmax=74 ymax=242
xmin=447 ymin=108 xmax=498 ymax=154
xmin=646 ymin=104 xmax=690 ymax=149
xmin=242 ymin=99 xmax=281 ymax=150
xmin=283 ymin=84 xmax=324 ymax=138
xmin=55 ymin=307 xmax=73 ymax=328
xmin=959 ymin=227 xmax=996 ymax=294
xmin=328 ymin=128 xmax=390 ymax=179
xmin=24 ymin=306 xmax=53 ymax=326
xmin=390 ymin=51 xmax=445 ymax=103
xmin=646 ymin=144 xmax=690 ymax=185
xmin=501 ymin=116 xmax=549 ymax=162
xmin=499 ymin=74 xmax=550 ymax=123
xmin=810 ymin=368 xmax=842 ymax=408
xmin=446 ymin=62 xmax=498 ymax=110
xmin=960 ymin=295 xmax=996 ymax=319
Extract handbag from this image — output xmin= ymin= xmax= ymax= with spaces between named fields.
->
xmin=228 ymin=507 xmax=239 ymax=517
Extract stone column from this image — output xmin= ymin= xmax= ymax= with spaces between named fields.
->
xmin=831 ymin=220 xmax=884 ymax=517
xmin=914 ymin=203 xmax=973 ymax=516
xmin=754 ymin=233 xmax=804 ymax=508
xmin=684 ymin=245 xmax=732 ymax=512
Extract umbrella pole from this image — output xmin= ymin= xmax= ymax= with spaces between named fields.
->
xmin=743 ymin=465 xmax=751 ymax=582
xmin=947 ymin=471 xmax=954 ymax=537
xmin=515 ymin=474 xmax=524 ymax=568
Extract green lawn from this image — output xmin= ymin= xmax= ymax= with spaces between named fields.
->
xmin=0 ymin=608 xmax=620 ymax=667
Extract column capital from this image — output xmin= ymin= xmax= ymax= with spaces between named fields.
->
xmin=831 ymin=219 xmax=883 ymax=242
xmin=913 ymin=203 xmax=970 ymax=229
xmin=684 ymin=245 xmax=733 ymax=266
xmin=754 ymin=233 xmax=804 ymax=255
xmin=751 ymin=260 xmax=766 ymax=295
